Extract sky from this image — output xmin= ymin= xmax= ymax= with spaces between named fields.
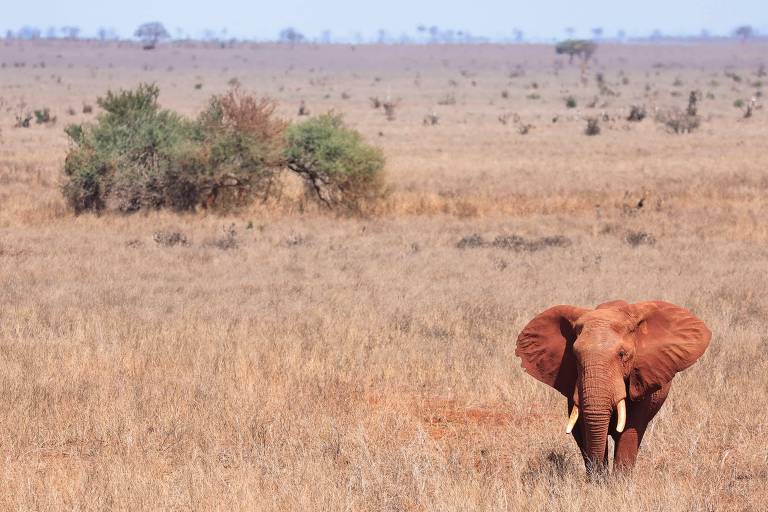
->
xmin=2 ymin=0 xmax=765 ymax=41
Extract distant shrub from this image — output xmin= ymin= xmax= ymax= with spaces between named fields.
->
xmin=627 ymin=104 xmax=646 ymax=121
xmin=584 ymin=117 xmax=600 ymax=135
xmin=438 ymin=93 xmax=457 ymax=106
xmin=284 ymin=113 xmax=385 ymax=211
xmin=34 ymin=108 xmax=56 ymax=124
xmin=153 ymin=230 xmax=190 ymax=247
xmin=565 ymin=96 xmax=577 ymax=108
xmin=423 ymin=112 xmax=439 ymax=126
xmin=734 ymin=98 xmax=745 ymax=108
xmin=655 ymin=91 xmax=702 ymax=134
xmin=625 ymin=230 xmax=656 ymax=247
xmin=14 ymin=111 xmax=32 ymax=128
xmin=655 ymin=108 xmax=700 ymax=134
xmin=382 ymin=100 xmax=399 ymax=120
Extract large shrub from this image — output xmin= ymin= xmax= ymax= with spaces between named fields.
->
xmin=62 ymin=85 xmax=385 ymax=214
xmin=192 ymin=88 xmax=287 ymax=209
xmin=63 ymin=84 xmax=197 ymax=212
xmin=284 ymin=113 xmax=385 ymax=211
xmin=62 ymin=84 xmax=286 ymax=212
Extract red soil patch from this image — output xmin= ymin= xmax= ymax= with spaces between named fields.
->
xmin=366 ymin=392 xmax=550 ymax=440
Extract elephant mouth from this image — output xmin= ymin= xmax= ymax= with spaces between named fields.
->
xmin=565 ymin=399 xmax=626 ymax=434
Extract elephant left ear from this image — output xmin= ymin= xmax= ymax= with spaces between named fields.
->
xmin=629 ymin=301 xmax=712 ymax=399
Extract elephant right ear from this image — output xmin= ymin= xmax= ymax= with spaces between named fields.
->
xmin=515 ymin=305 xmax=589 ymax=397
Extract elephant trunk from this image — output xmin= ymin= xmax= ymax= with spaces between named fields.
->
xmin=579 ymin=366 xmax=614 ymax=475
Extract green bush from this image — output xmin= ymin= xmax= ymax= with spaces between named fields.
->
xmin=62 ymin=84 xmax=286 ymax=212
xmin=63 ymin=84 xmax=197 ymax=212
xmin=62 ymin=85 xmax=385 ymax=214
xmin=284 ymin=113 xmax=385 ymax=211
xmin=565 ymin=96 xmax=577 ymax=108
xmin=192 ymin=88 xmax=287 ymax=209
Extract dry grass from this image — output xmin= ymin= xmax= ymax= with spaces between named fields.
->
xmin=1 ymin=40 xmax=767 ymax=510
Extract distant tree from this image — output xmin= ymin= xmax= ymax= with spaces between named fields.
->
xmin=61 ymin=26 xmax=80 ymax=39
xmin=429 ymin=25 xmax=439 ymax=42
xmin=279 ymin=27 xmax=305 ymax=44
xmin=377 ymin=29 xmax=389 ymax=44
xmin=734 ymin=25 xmax=754 ymax=41
xmin=320 ymin=30 xmax=332 ymax=44
xmin=135 ymin=22 xmax=169 ymax=50
xmin=617 ymin=29 xmax=626 ymax=41
xmin=46 ymin=26 xmax=58 ymax=39
xmin=591 ymin=27 xmax=603 ymax=40
xmin=555 ymin=39 xmax=597 ymax=64
xmin=565 ymin=27 xmax=575 ymax=38
xmin=513 ymin=29 xmax=524 ymax=42
xmin=202 ymin=29 xmax=218 ymax=42
xmin=18 ymin=26 xmax=42 ymax=40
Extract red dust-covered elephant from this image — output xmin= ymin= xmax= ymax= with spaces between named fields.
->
xmin=516 ymin=300 xmax=711 ymax=476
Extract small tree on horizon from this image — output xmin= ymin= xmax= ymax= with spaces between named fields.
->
xmin=135 ymin=22 xmax=169 ymax=50
xmin=279 ymin=27 xmax=305 ymax=45
xmin=555 ymin=39 xmax=597 ymax=64
xmin=734 ymin=25 xmax=754 ymax=41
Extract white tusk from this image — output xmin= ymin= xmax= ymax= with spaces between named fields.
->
xmin=565 ymin=406 xmax=579 ymax=434
xmin=616 ymin=399 xmax=626 ymax=433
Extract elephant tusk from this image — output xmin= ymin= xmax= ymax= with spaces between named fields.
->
xmin=565 ymin=406 xmax=579 ymax=434
xmin=616 ymin=399 xmax=626 ymax=433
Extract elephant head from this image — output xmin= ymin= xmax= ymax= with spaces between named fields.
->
xmin=515 ymin=300 xmax=711 ymax=473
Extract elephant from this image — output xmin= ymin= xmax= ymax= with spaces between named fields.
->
xmin=515 ymin=300 xmax=711 ymax=477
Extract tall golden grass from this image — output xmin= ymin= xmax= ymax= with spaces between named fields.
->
xmin=1 ymin=40 xmax=767 ymax=510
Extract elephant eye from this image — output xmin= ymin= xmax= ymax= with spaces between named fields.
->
xmin=618 ymin=349 xmax=627 ymax=359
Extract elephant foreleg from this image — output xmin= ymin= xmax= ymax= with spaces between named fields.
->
xmin=613 ymin=383 xmax=671 ymax=473
xmin=569 ymin=404 xmax=610 ymax=473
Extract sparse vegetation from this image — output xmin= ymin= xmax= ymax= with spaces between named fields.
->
xmin=423 ymin=112 xmax=439 ymax=126
xmin=34 ymin=107 xmax=55 ymax=124
xmin=457 ymin=233 xmax=571 ymax=251
xmin=627 ymin=104 xmax=647 ymax=121
xmin=565 ymin=96 xmax=577 ymax=108
xmin=437 ymin=93 xmax=457 ymax=106
xmin=382 ymin=99 xmax=398 ymax=120
xmin=585 ymin=117 xmax=600 ymax=135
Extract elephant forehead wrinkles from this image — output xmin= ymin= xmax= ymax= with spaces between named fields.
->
xmin=577 ymin=309 xmax=634 ymax=332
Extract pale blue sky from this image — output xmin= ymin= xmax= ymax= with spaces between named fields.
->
xmin=3 ymin=0 xmax=764 ymax=41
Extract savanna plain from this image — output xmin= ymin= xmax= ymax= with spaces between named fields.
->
xmin=1 ymin=40 xmax=767 ymax=510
